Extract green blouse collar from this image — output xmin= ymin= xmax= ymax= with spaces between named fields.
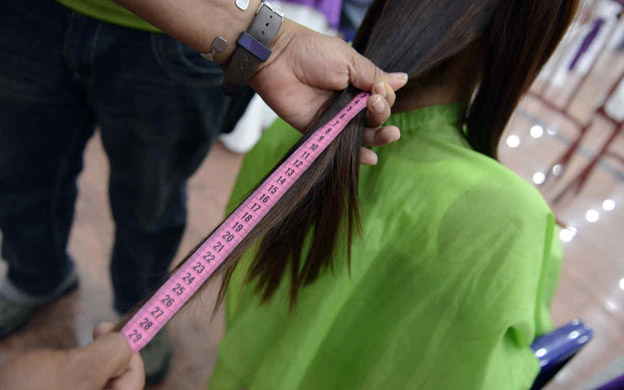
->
xmin=385 ymin=102 xmax=467 ymax=134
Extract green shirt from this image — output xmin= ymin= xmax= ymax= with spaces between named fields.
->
xmin=209 ymin=103 xmax=561 ymax=390
xmin=56 ymin=0 xmax=159 ymax=32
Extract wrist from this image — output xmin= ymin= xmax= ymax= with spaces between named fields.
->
xmin=213 ymin=0 xmax=262 ymax=64
xmin=250 ymin=18 xmax=295 ymax=82
xmin=221 ymin=0 xmax=286 ymax=95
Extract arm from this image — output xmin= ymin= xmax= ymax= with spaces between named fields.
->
xmin=110 ymin=0 xmax=408 ymax=161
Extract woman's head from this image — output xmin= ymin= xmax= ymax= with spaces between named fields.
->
xmin=354 ymin=0 xmax=579 ymax=156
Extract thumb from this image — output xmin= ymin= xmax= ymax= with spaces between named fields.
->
xmin=93 ymin=321 xmax=116 ymax=339
xmin=347 ymin=49 xmax=409 ymax=93
xmin=69 ymin=330 xmax=132 ymax=387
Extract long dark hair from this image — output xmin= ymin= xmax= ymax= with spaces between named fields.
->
xmin=215 ymin=0 xmax=578 ymax=306
xmin=121 ymin=0 xmax=579 ymax=322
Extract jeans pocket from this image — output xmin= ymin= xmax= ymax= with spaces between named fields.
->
xmin=151 ymin=34 xmax=224 ymax=87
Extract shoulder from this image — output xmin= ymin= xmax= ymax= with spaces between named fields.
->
xmin=366 ymin=141 xmax=554 ymax=251
xmin=397 ymin=140 xmax=552 ymax=224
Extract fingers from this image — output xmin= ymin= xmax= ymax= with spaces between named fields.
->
xmin=366 ymin=93 xmax=391 ymax=129
xmin=359 ymin=126 xmax=401 ymax=165
xmin=346 ymin=48 xmax=407 ymax=128
xmin=93 ymin=322 xmax=115 ymax=339
xmin=363 ymin=126 xmax=401 ymax=147
xmin=93 ymin=322 xmax=145 ymax=390
xmin=104 ymin=353 xmax=145 ymax=390
xmin=68 ymin=324 xmax=133 ymax=388
xmin=359 ymin=147 xmax=378 ymax=165
xmin=347 ymin=48 xmax=409 ymax=93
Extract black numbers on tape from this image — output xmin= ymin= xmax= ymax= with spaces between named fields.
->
xmin=325 ymin=127 xmax=333 ymax=134
xmin=339 ymin=113 xmax=346 ymax=119
xmin=151 ymin=306 xmax=164 ymax=319
xmin=222 ymin=231 xmax=234 ymax=242
xmin=310 ymin=144 xmax=318 ymax=151
xmin=292 ymin=160 xmax=303 ymax=168
xmin=332 ymin=120 xmax=339 ymax=126
xmin=267 ymin=185 xmax=278 ymax=194
xmin=128 ymin=329 xmax=142 ymax=342
xmin=172 ymin=283 xmax=185 ymax=295
xmin=251 ymin=202 xmax=262 ymax=211
xmin=192 ymin=262 xmax=205 ymax=274
xmin=318 ymin=135 xmax=324 ymax=142
xmin=275 ymin=176 xmax=286 ymax=185
xmin=203 ymin=252 xmax=215 ymax=263
xmin=346 ymin=105 xmax=352 ymax=112
xmin=161 ymin=294 xmax=174 ymax=307
xmin=260 ymin=194 xmax=270 ymax=203
xmin=232 ymin=222 xmax=243 ymax=232
xmin=182 ymin=272 xmax=195 ymax=285
xmin=354 ymin=99 xmax=360 ymax=104
xmin=285 ymin=168 xmax=295 ymax=176
xmin=241 ymin=212 xmax=252 ymax=222
xmin=212 ymin=241 xmax=224 ymax=253
xmin=140 ymin=317 xmax=153 ymax=330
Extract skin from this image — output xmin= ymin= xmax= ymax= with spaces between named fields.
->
xmin=0 ymin=323 xmax=144 ymax=390
xmin=393 ymin=41 xmax=484 ymax=113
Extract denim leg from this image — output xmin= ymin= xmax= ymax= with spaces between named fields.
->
xmin=0 ymin=0 xmax=94 ymax=300
xmin=88 ymin=27 xmax=229 ymax=313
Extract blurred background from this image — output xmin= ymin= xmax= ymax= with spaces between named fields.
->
xmin=0 ymin=0 xmax=623 ymax=389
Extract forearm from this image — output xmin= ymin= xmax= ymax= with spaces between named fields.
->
xmin=111 ymin=0 xmax=264 ymax=63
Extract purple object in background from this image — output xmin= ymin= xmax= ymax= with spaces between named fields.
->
xmin=569 ymin=18 xmax=606 ymax=71
xmin=531 ymin=319 xmax=593 ymax=368
xmin=530 ymin=319 xmax=593 ymax=389
xmin=280 ymin=0 xmax=343 ymax=28
xmin=596 ymin=374 xmax=624 ymax=390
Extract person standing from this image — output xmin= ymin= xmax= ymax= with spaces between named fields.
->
xmin=0 ymin=0 xmax=403 ymax=383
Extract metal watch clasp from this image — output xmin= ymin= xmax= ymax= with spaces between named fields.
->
xmin=257 ymin=0 xmax=285 ymax=18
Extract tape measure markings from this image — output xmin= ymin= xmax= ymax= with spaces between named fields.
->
xmin=121 ymin=92 xmax=369 ymax=352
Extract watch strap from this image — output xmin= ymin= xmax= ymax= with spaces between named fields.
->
xmin=222 ymin=1 xmax=283 ymax=96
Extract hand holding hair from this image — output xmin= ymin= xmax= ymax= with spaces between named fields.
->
xmin=0 ymin=322 xmax=144 ymax=390
xmin=249 ymin=19 xmax=407 ymax=164
xmin=108 ymin=0 xmax=406 ymax=164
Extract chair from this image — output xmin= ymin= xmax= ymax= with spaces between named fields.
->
xmin=531 ymin=319 xmax=593 ymax=390
xmin=596 ymin=372 xmax=624 ymax=389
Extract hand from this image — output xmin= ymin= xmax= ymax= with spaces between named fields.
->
xmin=250 ymin=19 xmax=407 ymax=165
xmin=0 ymin=323 xmax=144 ymax=390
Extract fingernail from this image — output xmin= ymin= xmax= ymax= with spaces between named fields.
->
xmin=373 ymin=82 xmax=386 ymax=97
xmin=372 ymin=96 xmax=384 ymax=113
xmin=391 ymin=72 xmax=408 ymax=81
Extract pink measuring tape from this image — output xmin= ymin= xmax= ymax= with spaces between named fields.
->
xmin=121 ymin=92 xmax=369 ymax=352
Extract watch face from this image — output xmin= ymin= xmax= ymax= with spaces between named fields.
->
xmin=236 ymin=0 xmax=249 ymax=11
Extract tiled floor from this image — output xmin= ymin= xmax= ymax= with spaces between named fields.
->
xmin=1 ymin=47 xmax=623 ymax=390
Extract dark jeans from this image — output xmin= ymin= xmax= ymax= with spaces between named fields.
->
xmin=0 ymin=0 xmax=229 ymax=313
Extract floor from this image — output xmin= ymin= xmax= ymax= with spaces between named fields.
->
xmin=1 ymin=42 xmax=623 ymax=390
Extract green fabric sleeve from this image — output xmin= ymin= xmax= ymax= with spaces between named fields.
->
xmin=56 ymin=0 xmax=160 ymax=32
